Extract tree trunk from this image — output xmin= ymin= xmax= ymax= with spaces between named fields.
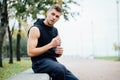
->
xmin=8 ymin=26 xmax=13 ymax=64
xmin=16 ymin=29 xmax=21 ymax=61
xmin=0 ymin=27 xmax=6 ymax=67
xmin=0 ymin=0 xmax=2 ymax=68
xmin=0 ymin=0 xmax=7 ymax=67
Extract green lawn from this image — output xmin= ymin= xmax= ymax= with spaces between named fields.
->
xmin=0 ymin=59 xmax=31 ymax=80
xmin=95 ymin=56 xmax=120 ymax=61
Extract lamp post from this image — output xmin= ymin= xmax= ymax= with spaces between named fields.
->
xmin=91 ymin=21 xmax=95 ymax=58
xmin=116 ymin=0 xmax=120 ymax=60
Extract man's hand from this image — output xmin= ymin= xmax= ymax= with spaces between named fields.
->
xmin=55 ymin=46 xmax=63 ymax=57
xmin=50 ymin=36 xmax=61 ymax=48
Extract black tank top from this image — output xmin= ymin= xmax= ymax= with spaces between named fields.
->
xmin=31 ymin=19 xmax=58 ymax=63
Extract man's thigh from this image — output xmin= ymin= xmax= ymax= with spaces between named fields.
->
xmin=32 ymin=58 xmax=64 ymax=73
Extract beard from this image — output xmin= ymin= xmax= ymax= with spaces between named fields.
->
xmin=47 ymin=19 xmax=55 ymax=26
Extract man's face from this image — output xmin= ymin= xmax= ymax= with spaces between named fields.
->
xmin=46 ymin=9 xmax=61 ymax=26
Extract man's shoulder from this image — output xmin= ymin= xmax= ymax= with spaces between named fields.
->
xmin=34 ymin=18 xmax=44 ymax=27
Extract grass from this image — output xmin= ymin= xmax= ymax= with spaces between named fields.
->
xmin=95 ymin=56 xmax=120 ymax=61
xmin=0 ymin=59 xmax=31 ymax=80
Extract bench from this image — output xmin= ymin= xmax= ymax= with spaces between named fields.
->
xmin=8 ymin=68 xmax=51 ymax=80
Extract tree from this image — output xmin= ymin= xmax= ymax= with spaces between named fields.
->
xmin=8 ymin=20 xmax=13 ymax=64
xmin=0 ymin=0 xmax=8 ymax=67
xmin=0 ymin=0 xmax=3 ymax=67
xmin=16 ymin=19 xmax=21 ymax=61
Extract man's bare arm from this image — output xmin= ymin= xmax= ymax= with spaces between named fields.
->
xmin=27 ymin=27 xmax=61 ymax=57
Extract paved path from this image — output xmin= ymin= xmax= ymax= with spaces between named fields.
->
xmin=58 ymin=58 xmax=120 ymax=80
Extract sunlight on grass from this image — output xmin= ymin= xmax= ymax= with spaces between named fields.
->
xmin=0 ymin=59 xmax=31 ymax=80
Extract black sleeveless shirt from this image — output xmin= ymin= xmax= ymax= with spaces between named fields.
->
xmin=30 ymin=19 xmax=58 ymax=63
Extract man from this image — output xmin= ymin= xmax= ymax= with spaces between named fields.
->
xmin=27 ymin=4 xmax=79 ymax=80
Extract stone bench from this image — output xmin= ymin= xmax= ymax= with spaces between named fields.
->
xmin=7 ymin=68 xmax=51 ymax=80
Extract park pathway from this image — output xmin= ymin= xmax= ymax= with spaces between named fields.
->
xmin=58 ymin=58 xmax=120 ymax=80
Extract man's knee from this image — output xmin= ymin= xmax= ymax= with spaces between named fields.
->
xmin=54 ymin=65 xmax=65 ymax=75
xmin=50 ymin=64 xmax=65 ymax=79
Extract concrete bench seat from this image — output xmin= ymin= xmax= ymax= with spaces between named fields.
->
xmin=7 ymin=68 xmax=51 ymax=80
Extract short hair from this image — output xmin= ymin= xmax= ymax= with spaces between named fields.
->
xmin=48 ymin=4 xmax=62 ymax=13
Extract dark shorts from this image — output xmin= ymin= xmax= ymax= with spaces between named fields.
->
xmin=32 ymin=58 xmax=79 ymax=80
